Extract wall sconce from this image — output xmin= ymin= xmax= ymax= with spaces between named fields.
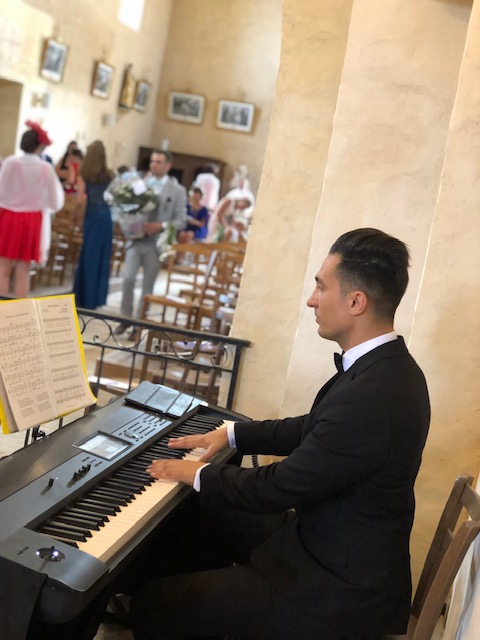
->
xmin=31 ymin=92 xmax=51 ymax=109
xmin=102 ymin=113 xmax=116 ymax=127
xmin=115 ymin=140 xmax=126 ymax=157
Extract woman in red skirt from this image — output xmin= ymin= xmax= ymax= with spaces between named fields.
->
xmin=0 ymin=121 xmax=64 ymax=297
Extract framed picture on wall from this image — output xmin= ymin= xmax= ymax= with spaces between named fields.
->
xmin=40 ymin=38 xmax=68 ymax=82
xmin=216 ymin=100 xmax=254 ymax=133
xmin=134 ymin=80 xmax=151 ymax=112
xmin=167 ymin=92 xmax=205 ymax=124
xmin=118 ymin=64 xmax=136 ymax=109
xmin=91 ymin=62 xmax=114 ymax=99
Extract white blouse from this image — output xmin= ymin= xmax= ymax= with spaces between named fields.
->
xmin=0 ymin=153 xmax=64 ymax=213
xmin=0 ymin=153 xmax=65 ymax=263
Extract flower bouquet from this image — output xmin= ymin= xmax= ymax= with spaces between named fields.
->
xmin=105 ymin=170 xmax=158 ymax=239
xmin=156 ymin=221 xmax=177 ymax=262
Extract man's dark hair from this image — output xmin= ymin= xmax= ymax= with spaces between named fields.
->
xmin=329 ymin=228 xmax=410 ymax=321
xmin=151 ymin=149 xmax=172 ymax=163
xmin=203 ymin=164 xmax=217 ymax=174
xmin=20 ymin=130 xmax=40 ymax=153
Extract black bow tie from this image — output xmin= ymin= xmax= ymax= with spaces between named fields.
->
xmin=334 ymin=352 xmax=344 ymax=373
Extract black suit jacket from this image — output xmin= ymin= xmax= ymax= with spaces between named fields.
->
xmin=200 ymin=337 xmax=430 ymax=636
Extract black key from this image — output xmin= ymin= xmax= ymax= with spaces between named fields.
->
xmin=65 ymin=507 xmax=108 ymax=525
xmin=41 ymin=526 xmax=86 ymax=542
xmin=80 ymin=497 xmax=121 ymax=512
xmin=94 ymin=487 xmax=134 ymax=501
xmin=76 ymin=500 xmax=117 ymax=515
xmin=116 ymin=470 xmax=150 ymax=482
xmin=104 ymin=479 xmax=144 ymax=494
xmin=47 ymin=520 xmax=93 ymax=537
xmin=56 ymin=514 xmax=100 ymax=531
xmin=90 ymin=490 xmax=130 ymax=506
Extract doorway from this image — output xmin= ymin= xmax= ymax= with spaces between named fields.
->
xmin=0 ymin=78 xmax=22 ymax=160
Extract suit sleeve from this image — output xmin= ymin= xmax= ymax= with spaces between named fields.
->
xmin=200 ymin=384 xmax=390 ymax=514
xmin=169 ymin=184 xmax=187 ymax=231
xmin=233 ymin=415 xmax=308 ymax=455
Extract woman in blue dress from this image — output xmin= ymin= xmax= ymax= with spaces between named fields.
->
xmin=73 ymin=140 xmax=114 ymax=309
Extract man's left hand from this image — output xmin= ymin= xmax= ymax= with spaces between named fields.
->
xmin=146 ymin=459 xmax=202 ymax=486
xmin=143 ymin=221 xmax=163 ymax=236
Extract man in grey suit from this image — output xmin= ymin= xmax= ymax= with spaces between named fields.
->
xmin=116 ymin=150 xmax=187 ymax=333
xmin=130 ymin=228 xmax=430 ymax=640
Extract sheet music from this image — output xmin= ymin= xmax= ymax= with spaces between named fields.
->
xmin=0 ymin=296 xmax=95 ymax=433
xmin=37 ymin=296 xmax=95 ymax=415
xmin=0 ymin=299 xmax=54 ymax=431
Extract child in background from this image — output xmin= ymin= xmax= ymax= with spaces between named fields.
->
xmin=177 ymin=187 xmax=209 ymax=242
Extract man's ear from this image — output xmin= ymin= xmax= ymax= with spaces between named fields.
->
xmin=349 ymin=291 xmax=368 ymax=316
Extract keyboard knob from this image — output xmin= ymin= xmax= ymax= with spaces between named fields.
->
xmin=36 ymin=546 xmax=65 ymax=562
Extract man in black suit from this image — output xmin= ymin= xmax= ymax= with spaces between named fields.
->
xmin=130 ymin=228 xmax=430 ymax=640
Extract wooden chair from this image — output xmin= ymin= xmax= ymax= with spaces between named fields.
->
xmin=39 ymin=212 xmax=84 ymax=286
xmin=164 ymin=242 xmax=216 ymax=295
xmin=180 ymin=243 xmax=245 ymax=334
xmin=141 ymin=250 xmax=219 ymax=330
xmin=110 ymin=224 xmax=126 ymax=277
xmin=383 ymin=473 xmax=480 ymax=640
xmin=192 ymin=248 xmax=245 ymax=333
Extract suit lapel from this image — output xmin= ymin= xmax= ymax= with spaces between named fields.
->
xmin=158 ymin=178 xmax=171 ymax=207
xmin=310 ymin=337 xmax=407 ymax=411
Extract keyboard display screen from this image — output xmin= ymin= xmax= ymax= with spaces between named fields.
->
xmin=76 ymin=432 xmax=131 ymax=460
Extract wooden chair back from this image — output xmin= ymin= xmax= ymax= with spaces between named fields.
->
xmin=383 ymin=473 xmax=480 ymax=640
xmin=141 ymin=250 xmax=219 ymax=331
xmin=164 ymin=242 xmax=216 ymax=295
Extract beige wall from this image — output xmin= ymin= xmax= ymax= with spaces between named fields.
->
xmin=150 ymin=0 xmax=282 ymax=194
xmin=1 ymin=1 xmax=280 ymax=193
xmin=1 ymin=0 xmax=172 ymax=167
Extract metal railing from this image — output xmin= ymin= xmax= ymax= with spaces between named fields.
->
xmin=76 ymin=308 xmax=250 ymax=410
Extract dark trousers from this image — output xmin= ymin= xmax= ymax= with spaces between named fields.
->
xmin=126 ymin=497 xmax=373 ymax=640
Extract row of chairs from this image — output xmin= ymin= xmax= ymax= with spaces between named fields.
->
xmin=141 ymin=241 xmax=246 ymax=334
xmin=89 ymin=241 xmax=247 ymax=405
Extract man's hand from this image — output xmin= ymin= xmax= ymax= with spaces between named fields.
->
xmin=167 ymin=422 xmax=232 ymax=462
xmin=143 ymin=221 xmax=163 ymax=236
xmin=146 ymin=460 xmax=202 ymax=486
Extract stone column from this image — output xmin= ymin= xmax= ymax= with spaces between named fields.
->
xmin=408 ymin=0 xmax=480 ymax=576
xmin=232 ymin=0 xmax=355 ymax=418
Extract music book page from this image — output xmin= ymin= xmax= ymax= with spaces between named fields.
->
xmin=0 ymin=295 xmax=96 ymax=434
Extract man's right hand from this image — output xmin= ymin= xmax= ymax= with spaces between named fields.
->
xmin=167 ymin=421 xmax=233 ymax=462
